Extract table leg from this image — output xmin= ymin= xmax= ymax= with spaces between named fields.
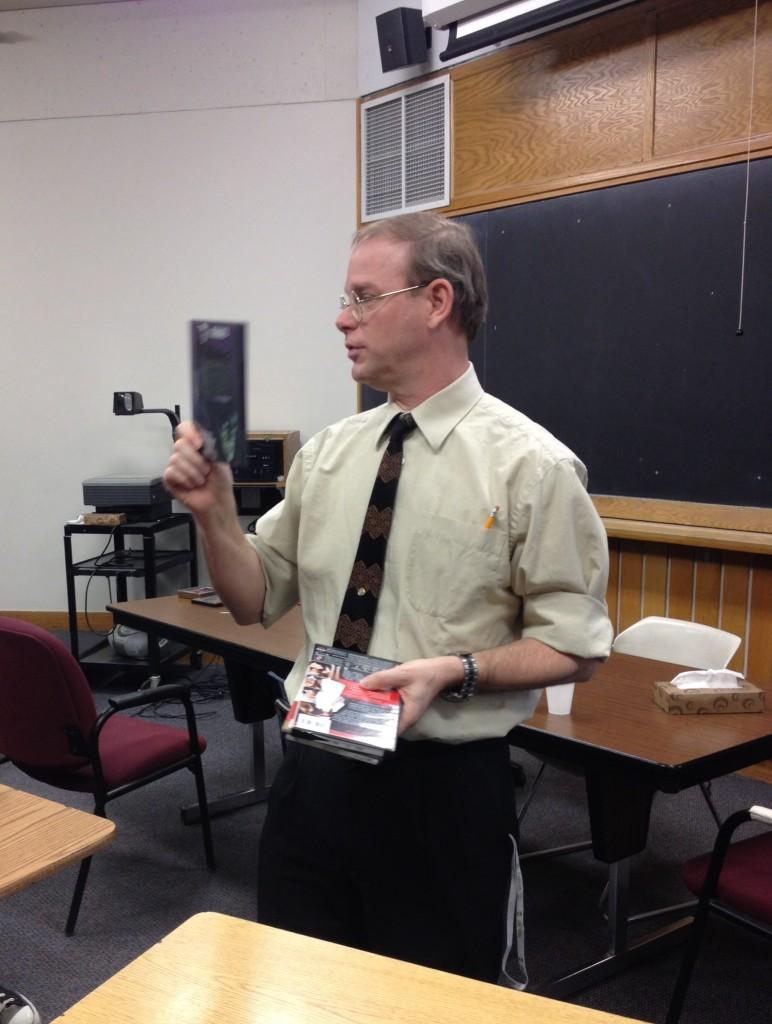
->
xmin=538 ymin=918 xmax=692 ymax=998
xmin=534 ymin=855 xmax=691 ymax=998
xmin=585 ymin=769 xmax=655 ymax=863
xmin=529 ymin=769 xmax=694 ymax=997
xmin=182 ymin=720 xmax=271 ymax=824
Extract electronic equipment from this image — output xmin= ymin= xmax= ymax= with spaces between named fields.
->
xmin=113 ymin=391 xmax=144 ymax=415
xmin=82 ymin=476 xmax=172 ymax=520
xmin=232 ymin=431 xmax=300 ymax=486
xmin=235 ymin=438 xmax=286 ymax=484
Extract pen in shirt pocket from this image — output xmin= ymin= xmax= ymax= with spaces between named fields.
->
xmin=483 ymin=504 xmax=500 ymax=529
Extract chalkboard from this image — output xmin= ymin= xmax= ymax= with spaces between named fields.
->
xmin=363 ymin=160 xmax=772 ymax=508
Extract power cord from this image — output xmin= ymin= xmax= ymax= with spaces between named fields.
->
xmin=83 ymin=527 xmax=118 ymax=638
xmin=130 ymin=663 xmax=229 ymax=722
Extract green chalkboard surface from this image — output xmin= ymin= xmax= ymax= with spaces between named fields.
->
xmin=363 ymin=160 xmax=772 ymax=508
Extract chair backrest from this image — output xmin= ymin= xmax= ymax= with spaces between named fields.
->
xmin=0 ymin=616 xmax=98 ymax=768
xmin=612 ymin=616 xmax=741 ymax=670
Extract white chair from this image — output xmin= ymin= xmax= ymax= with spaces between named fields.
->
xmin=613 ymin=615 xmax=741 ymax=828
xmin=601 ymin=616 xmax=743 ymax=925
xmin=612 ymin=616 xmax=741 ymax=670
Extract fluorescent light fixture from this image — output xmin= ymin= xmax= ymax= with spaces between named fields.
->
xmin=456 ymin=1 xmax=563 ymax=39
xmin=439 ymin=0 xmax=641 ymax=60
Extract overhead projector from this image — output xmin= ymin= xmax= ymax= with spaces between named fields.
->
xmin=82 ymin=476 xmax=172 ymax=519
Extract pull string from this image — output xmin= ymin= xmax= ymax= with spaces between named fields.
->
xmin=736 ymin=0 xmax=760 ymax=337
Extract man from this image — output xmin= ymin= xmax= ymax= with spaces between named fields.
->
xmin=163 ymin=211 xmax=612 ymax=984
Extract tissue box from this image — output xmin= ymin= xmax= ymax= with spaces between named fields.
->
xmin=654 ymin=680 xmax=765 ymax=715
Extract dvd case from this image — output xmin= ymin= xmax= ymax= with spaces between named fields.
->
xmin=177 ymin=585 xmax=217 ymax=600
xmin=282 ymin=644 xmax=402 ymax=764
xmin=191 ymin=320 xmax=247 ymax=466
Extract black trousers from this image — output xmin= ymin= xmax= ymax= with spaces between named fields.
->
xmin=257 ymin=737 xmax=518 ymax=982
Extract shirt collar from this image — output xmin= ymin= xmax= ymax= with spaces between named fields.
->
xmin=381 ymin=363 xmax=483 ymax=453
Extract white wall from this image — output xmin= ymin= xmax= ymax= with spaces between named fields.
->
xmin=0 ymin=0 xmax=358 ymax=611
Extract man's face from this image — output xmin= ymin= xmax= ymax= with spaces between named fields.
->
xmin=335 ymin=237 xmax=429 ymax=393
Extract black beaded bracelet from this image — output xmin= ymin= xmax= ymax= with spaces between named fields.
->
xmin=440 ymin=652 xmax=479 ymax=703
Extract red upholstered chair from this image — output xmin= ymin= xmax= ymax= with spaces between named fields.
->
xmin=665 ymin=805 xmax=772 ymax=1024
xmin=0 ymin=616 xmax=215 ymax=935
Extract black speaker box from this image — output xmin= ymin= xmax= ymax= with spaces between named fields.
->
xmin=376 ymin=7 xmax=428 ymax=73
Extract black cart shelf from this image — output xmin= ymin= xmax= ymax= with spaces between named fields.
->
xmin=63 ymin=513 xmax=198 ymax=676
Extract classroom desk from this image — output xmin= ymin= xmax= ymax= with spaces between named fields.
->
xmin=1 ymin=784 xmax=116 ymax=1023
xmin=49 ymin=911 xmax=647 ymax=1024
xmin=509 ymin=653 xmax=772 ymax=996
xmin=107 ymin=597 xmax=303 ymax=821
xmin=0 ymin=784 xmax=116 ymax=899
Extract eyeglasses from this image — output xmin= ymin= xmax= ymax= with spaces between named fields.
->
xmin=338 ymin=283 xmax=429 ymax=323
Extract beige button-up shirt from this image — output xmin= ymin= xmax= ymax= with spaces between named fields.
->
xmin=247 ymin=364 xmax=612 ymax=743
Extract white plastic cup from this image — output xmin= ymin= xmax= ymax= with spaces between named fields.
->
xmin=546 ymin=682 xmax=575 ymax=715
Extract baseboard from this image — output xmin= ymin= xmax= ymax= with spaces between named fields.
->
xmin=1 ymin=610 xmax=113 ymax=630
xmin=739 ymin=763 xmax=772 ymax=785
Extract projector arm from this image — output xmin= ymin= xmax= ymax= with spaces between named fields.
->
xmin=138 ymin=406 xmax=181 ymax=440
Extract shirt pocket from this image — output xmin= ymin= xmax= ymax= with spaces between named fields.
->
xmin=404 ymin=518 xmax=508 ymax=621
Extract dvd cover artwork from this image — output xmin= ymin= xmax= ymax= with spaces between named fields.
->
xmin=283 ymin=644 xmax=402 ymax=763
xmin=191 ymin=320 xmax=247 ymax=466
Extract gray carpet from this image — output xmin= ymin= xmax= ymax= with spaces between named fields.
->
xmin=2 ymin=655 xmax=771 ymax=1024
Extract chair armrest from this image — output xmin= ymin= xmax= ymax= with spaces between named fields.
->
xmin=750 ymin=805 xmax=772 ymax=826
xmin=108 ymin=682 xmax=193 ymax=713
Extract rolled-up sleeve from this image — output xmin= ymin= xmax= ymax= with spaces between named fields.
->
xmin=513 ymin=459 xmax=613 ymax=659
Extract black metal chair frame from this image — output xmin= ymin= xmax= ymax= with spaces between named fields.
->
xmin=666 ymin=806 xmax=772 ymax=1024
xmin=42 ymin=681 xmax=215 ymax=935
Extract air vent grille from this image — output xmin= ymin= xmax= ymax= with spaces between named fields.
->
xmin=361 ymin=77 xmax=449 ymax=221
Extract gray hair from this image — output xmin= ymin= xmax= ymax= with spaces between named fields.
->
xmin=352 ymin=212 xmax=488 ymax=340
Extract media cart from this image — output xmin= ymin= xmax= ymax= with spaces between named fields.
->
xmin=63 ymin=513 xmax=198 ymax=677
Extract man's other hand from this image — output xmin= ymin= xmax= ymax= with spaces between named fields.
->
xmin=361 ymin=656 xmax=464 ymax=733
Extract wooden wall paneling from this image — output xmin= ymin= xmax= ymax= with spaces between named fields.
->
xmin=641 ymin=10 xmax=658 ymax=161
xmin=451 ymin=12 xmax=651 ymax=208
xmin=618 ymin=540 xmax=645 ymax=630
xmin=667 ymin=545 xmax=695 ymax=620
xmin=642 ymin=543 xmax=668 ymax=617
xmin=747 ymin=555 xmax=772 ymax=681
xmin=441 ymin=0 xmax=772 ymax=215
xmin=654 ymin=0 xmax=772 ymax=160
xmin=607 ymin=540 xmax=621 ymax=634
xmin=720 ymin=552 xmax=752 ymax=673
xmin=593 ymin=496 xmax=772 ymax=534
xmin=693 ymin=548 xmax=722 ymax=627
xmin=740 ymin=555 xmax=772 ymax=780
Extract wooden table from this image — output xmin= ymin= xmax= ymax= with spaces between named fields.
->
xmin=108 ymin=597 xmax=303 ymax=820
xmin=510 ymin=653 xmax=772 ymax=995
xmin=0 ymin=784 xmax=116 ymax=899
xmin=108 ymin=596 xmax=302 ymax=671
xmin=1 ymin=786 xmax=116 ymax=1024
xmin=49 ymin=911 xmax=647 ymax=1024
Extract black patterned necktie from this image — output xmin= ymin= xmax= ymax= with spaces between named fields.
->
xmin=333 ymin=412 xmax=417 ymax=653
